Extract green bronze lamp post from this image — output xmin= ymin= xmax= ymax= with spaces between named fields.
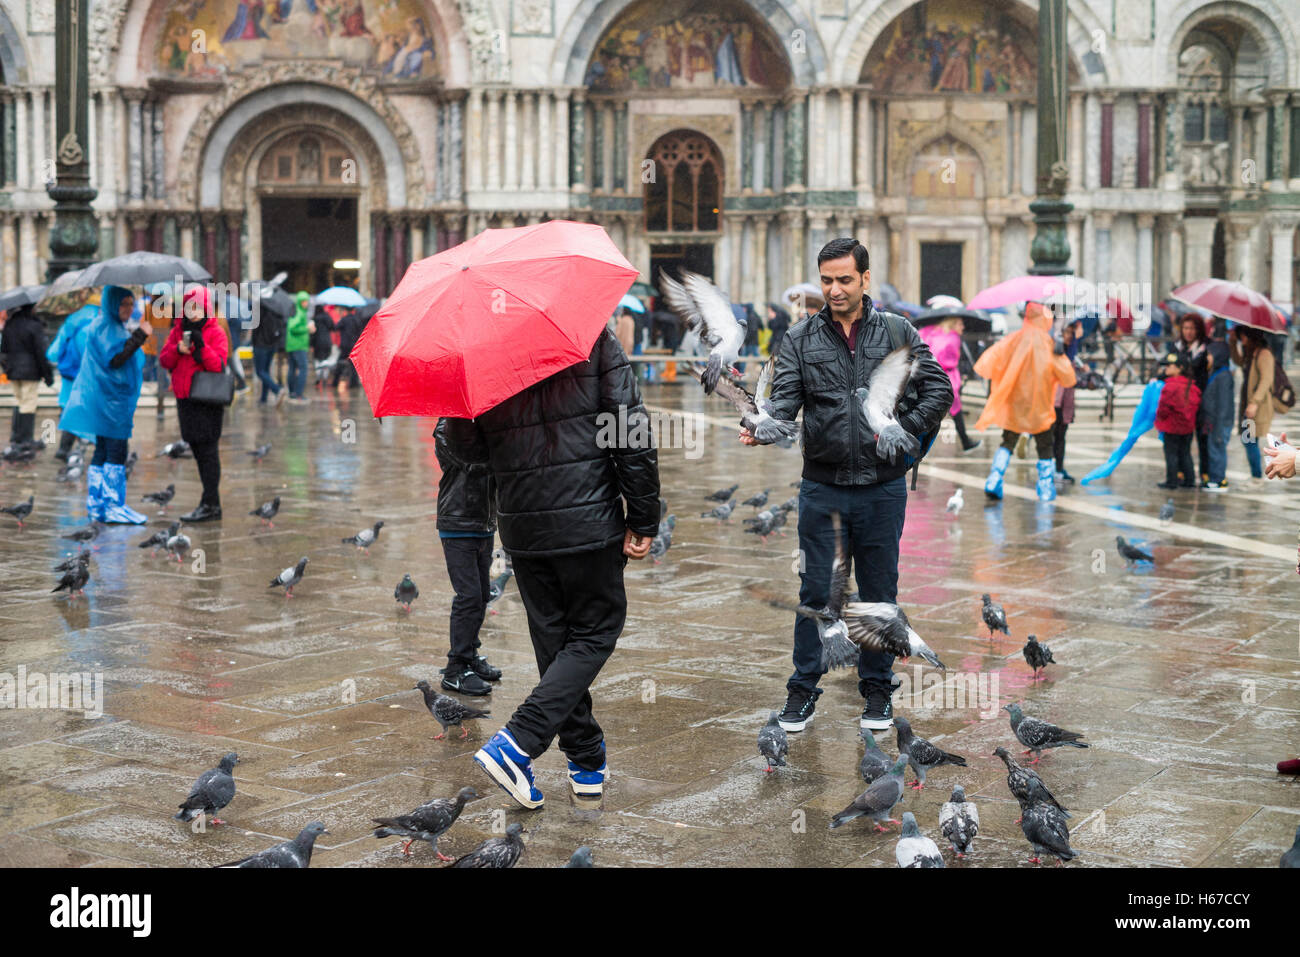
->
xmin=1028 ymin=0 xmax=1072 ymax=275
xmin=45 ymin=0 xmax=98 ymax=281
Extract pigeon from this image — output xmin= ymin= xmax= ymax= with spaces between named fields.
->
xmin=1116 ymin=535 xmax=1155 ymax=565
xmin=1 ymin=444 xmax=36 ymax=463
xmin=1282 ymin=825 xmax=1300 ymax=868
xmin=174 ymin=752 xmax=239 ymax=826
xmin=893 ymin=716 xmax=967 ymax=790
xmin=945 ymin=488 xmax=963 ymax=515
xmin=565 ymin=846 xmax=594 ymax=868
xmin=395 ymin=574 xmax=419 ymax=611
xmin=138 ymin=521 xmax=181 ymax=556
xmin=700 ymin=499 xmax=735 ymax=521
xmin=51 ymin=553 xmax=90 ymax=598
xmin=859 ymin=728 xmax=892 ymax=785
xmin=854 ymin=346 xmax=920 ymax=462
xmin=1158 ymin=498 xmax=1175 ymax=523
xmin=775 ymin=497 xmax=798 ymax=514
xmin=981 ymin=593 xmax=1010 ymax=637
xmin=757 ymin=711 xmax=788 ymax=772
xmin=2 ymin=495 xmax=33 ymax=526
xmin=1020 ymin=801 xmax=1077 ymax=865
xmin=706 ymin=484 xmax=739 ymax=502
xmin=342 ymin=520 xmax=385 ymax=553
xmin=248 ymin=443 xmax=272 ymax=461
xmin=658 ymin=268 xmax=745 ymax=394
xmin=993 ymin=747 xmax=1071 ymax=821
xmin=742 ymin=488 xmax=773 ymax=508
xmin=217 ymin=822 xmax=328 ymax=868
xmin=487 ymin=553 xmax=513 ymax=614
xmin=649 ymin=515 xmax=674 ymax=564
xmin=166 ymin=527 xmax=192 ymax=563
xmin=158 ymin=440 xmax=191 ymax=458
xmin=415 ymin=680 xmax=490 ymax=740
xmin=62 ymin=523 xmax=101 ymax=545
xmin=895 ymin=812 xmax=944 ymax=868
xmin=791 ymin=515 xmax=859 ymax=671
xmin=742 ymin=509 xmax=778 ymax=543
xmin=53 ymin=549 xmax=90 ymax=573
xmin=372 ymin=786 xmax=478 ymax=860
xmin=250 ymin=496 xmax=281 ymax=527
xmin=269 ymin=557 xmax=309 ymax=597
xmin=1023 ymin=635 xmax=1056 ymax=680
xmin=123 ymin=450 xmax=139 ymax=476
xmin=1004 ymin=703 xmax=1088 ymax=763
xmin=688 ymin=357 xmax=799 ymax=447
xmin=56 ymin=462 xmax=83 ymax=483
xmin=939 ymin=785 xmax=980 ymax=858
xmin=451 ymin=821 xmax=525 ymax=868
xmin=141 ymin=484 xmax=174 ymax=510
xmin=829 ymin=753 xmax=908 ymax=831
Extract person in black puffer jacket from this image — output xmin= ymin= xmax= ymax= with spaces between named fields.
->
xmin=0 ymin=304 xmax=55 ymax=451
xmin=443 ymin=327 xmax=660 ymax=810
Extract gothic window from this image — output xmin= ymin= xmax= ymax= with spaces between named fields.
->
xmin=644 ymin=132 xmax=723 ymax=233
xmin=258 ymin=132 xmax=356 ymax=187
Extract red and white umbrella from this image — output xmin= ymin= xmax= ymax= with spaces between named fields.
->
xmin=1170 ymin=278 xmax=1286 ymax=333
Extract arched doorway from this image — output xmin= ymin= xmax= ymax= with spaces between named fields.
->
xmin=906 ymin=135 xmax=985 ymax=302
xmin=644 ymin=130 xmax=724 ymax=283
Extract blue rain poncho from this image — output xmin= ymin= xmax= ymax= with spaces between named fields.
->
xmin=46 ymin=302 xmax=99 ymax=407
xmin=59 ymin=286 xmax=145 ymax=441
xmin=1079 ymin=379 xmax=1163 ymax=484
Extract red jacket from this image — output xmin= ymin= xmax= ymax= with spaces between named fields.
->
xmin=1155 ymin=374 xmax=1201 ymax=435
xmin=160 ymin=316 xmax=228 ymax=399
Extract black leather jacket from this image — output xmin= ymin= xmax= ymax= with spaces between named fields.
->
xmin=767 ymin=298 xmax=953 ymax=485
xmin=0 ymin=310 xmax=53 ymax=383
xmin=434 ymin=418 xmax=496 ymax=534
xmin=441 ymin=329 xmax=660 ymax=557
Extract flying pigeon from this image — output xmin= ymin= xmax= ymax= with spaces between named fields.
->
xmin=250 ymin=496 xmax=281 ymax=527
xmin=1004 ymin=703 xmax=1088 ymax=763
xmin=217 ymin=822 xmax=328 ymax=868
xmin=62 ymin=523 xmax=101 ymax=545
xmin=791 ymin=515 xmax=858 ymax=671
xmin=829 ymin=753 xmax=908 ymax=831
xmin=1022 ymin=635 xmax=1056 ymax=680
xmin=854 ymin=346 xmax=919 ymax=463
xmin=1020 ymin=801 xmax=1077 ymax=865
xmin=688 ymin=357 xmax=799 ymax=447
xmin=51 ymin=553 xmax=90 ymax=598
xmin=945 ymin=488 xmax=963 ymax=515
xmin=1158 ymin=498 xmax=1175 ymax=523
xmin=372 ymin=786 xmax=478 ymax=860
xmin=342 ymin=520 xmax=385 ymax=553
xmin=700 ymin=499 xmax=736 ymax=521
xmin=53 ymin=549 xmax=90 ymax=573
xmin=139 ymin=521 xmax=181 ymax=556
xmin=757 ymin=711 xmax=788 ymax=772
xmin=742 ymin=488 xmax=773 ymax=508
xmin=1282 ymin=825 xmax=1300 ymax=868
xmin=248 ymin=443 xmax=272 ymax=461
xmin=649 ymin=515 xmax=674 ymax=564
xmin=565 ymin=846 xmax=594 ymax=868
xmin=1116 ymin=536 xmax=1155 ymax=565
xmin=269 ymin=557 xmax=309 ymax=597
xmin=158 ymin=440 xmax=191 ymax=459
xmin=166 ymin=527 xmax=192 ymax=563
xmin=141 ymin=484 xmax=175 ymax=510
xmin=859 ymin=728 xmax=892 ymax=785
xmin=451 ymin=821 xmax=525 ymax=868
xmin=487 ymin=552 xmax=513 ymax=614
xmin=174 ymin=752 xmax=239 ymax=826
xmin=2 ymin=495 xmax=33 ymax=526
xmin=415 ymin=680 xmax=490 ymax=740
xmin=706 ymin=484 xmax=739 ymax=502
xmin=993 ymin=747 xmax=1071 ymax=822
xmin=981 ymin=593 xmax=1010 ymax=637
xmin=893 ymin=716 xmax=967 ymax=790
xmin=939 ymin=785 xmax=980 ymax=858
xmin=395 ymin=574 xmax=419 ymax=611
xmin=658 ymin=268 xmax=745 ymax=395
xmin=895 ymin=812 xmax=945 ymax=868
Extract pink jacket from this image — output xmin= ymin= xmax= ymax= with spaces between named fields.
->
xmin=918 ymin=324 xmax=962 ymax=415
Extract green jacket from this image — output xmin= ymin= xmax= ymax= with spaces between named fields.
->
xmin=285 ymin=292 xmax=311 ymax=353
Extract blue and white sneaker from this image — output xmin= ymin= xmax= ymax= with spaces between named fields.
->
xmin=567 ymin=742 xmax=608 ymax=797
xmin=474 ymin=729 xmax=544 ymax=810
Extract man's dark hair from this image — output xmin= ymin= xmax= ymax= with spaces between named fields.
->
xmin=817 ymin=238 xmax=869 ymax=273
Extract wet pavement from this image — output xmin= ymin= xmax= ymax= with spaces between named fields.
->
xmin=1 ymin=379 xmax=1298 ymax=868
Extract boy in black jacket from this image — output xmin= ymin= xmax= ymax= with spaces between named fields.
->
xmin=0 ymin=304 xmax=55 ymax=452
xmin=434 ymin=417 xmax=502 ymax=697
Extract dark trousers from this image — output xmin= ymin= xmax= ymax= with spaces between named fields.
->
xmin=176 ymin=398 xmax=223 ymax=507
xmin=440 ymin=535 xmax=493 ymax=667
xmin=506 ymin=540 xmax=627 ymax=769
xmin=791 ymin=477 xmax=907 ymax=698
xmin=91 ymin=436 xmax=128 ymax=465
xmin=1164 ymin=432 xmax=1194 ymax=486
xmin=1052 ymin=417 xmax=1068 ymax=472
xmin=1194 ymin=429 xmax=1210 ymax=483
xmin=253 ymin=346 xmax=281 ymax=401
xmin=331 ymin=357 xmax=359 ymax=388
xmin=1002 ymin=427 xmax=1053 ymax=458
xmin=951 ymin=411 xmax=975 ymax=449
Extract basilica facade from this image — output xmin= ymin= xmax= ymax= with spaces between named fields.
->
xmin=0 ymin=0 xmax=1298 ymax=313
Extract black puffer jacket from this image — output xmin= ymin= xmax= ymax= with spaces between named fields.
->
xmin=442 ymin=329 xmax=660 ymax=557
xmin=434 ymin=418 xmax=496 ymax=533
xmin=0 ymin=308 xmax=54 ymax=383
xmin=768 ymin=298 xmax=952 ymax=486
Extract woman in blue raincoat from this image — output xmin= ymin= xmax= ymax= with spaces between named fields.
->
xmin=45 ymin=295 xmax=100 ymax=460
xmin=59 ymin=285 xmax=152 ymax=524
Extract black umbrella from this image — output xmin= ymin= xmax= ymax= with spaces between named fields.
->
xmin=244 ymin=280 xmax=296 ymax=320
xmin=0 ymin=284 xmax=47 ymax=312
xmin=72 ymin=251 xmax=211 ymax=289
xmin=912 ymin=307 xmax=994 ymax=334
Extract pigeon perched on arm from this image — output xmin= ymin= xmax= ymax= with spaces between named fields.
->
xmin=981 ymin=593 xmax=1010 ymax=637
xmin=700 ymin=499 xmax=736 ymax=521
xmin=217 ymin=821 xmax=328 ymax=868
xmin=250 ymin=496 xmax=280 ymax=527
xmin=854 ymin=346 xmax=920 ymax=462
xmin=141 ymin=484 xmax=174 ymax=511
xmin=51 ymin=553 xmax=90 ymax=598
xmin=565 ymin=846 xmax=594 ymax=868
xmin=372 ymin=786 xmax=478 ymax=860
xmin=658 ymin=268 xmax=745 ymax=395
xmin=993 ymin=747 xmax=1071 ymax=822
xmin=1116 ymin=536 xmax=1155 ymax=566
xmin=415 ymin=680 xmax=490 ymax=740
xmin=706 ymin=484 xmax=739 ymax=502
xmin=1004 ymin=703 xmax=1088 ymax=763
xmin=394 ymin=574 xmax=419 ymax=611
xmin=757 ymin=711 xmax=788 ymax=772
xmin=174 ymin=752 xmax=238 ymax=826
xmin=859 ymin=728 xmax=892 ymax=785
xmin=945 ymin=488 xmax=963 ymax=515
xmin=1281 ymin=825 xmax=1300 ymax=868
xmin=895 ymin=811 xmax=944 ymax=868
xmin=688 ymin=358 xmax=799 ymax=448
xmin=829 ymin=754 xmax=908 ymax=831
xmin=342 ymin=520 xmax=385 ymax=554
xmin=451 ymin=821 xmax=525 ymax=868
xmin=2 ymin=495 xmax=33 ymax=527
xmin=1020 ymin=801 xmax=1077 ymax=865
xmin=893 ymin=716 xmax=967 ymax=790
xmin=1022 ymin=635 xmax=1056 ymax=680
xmin=269 ymin=557 xmax=309 ymax=597
xmin=939 ymin=785 xmax=979 ymax=858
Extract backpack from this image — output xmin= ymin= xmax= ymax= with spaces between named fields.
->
xmin=1272 ymin=358 xmax=1296 ymax=414
xmin=880 ymin=311 xmax=940 ymax=489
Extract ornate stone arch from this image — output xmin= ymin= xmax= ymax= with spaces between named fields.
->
xmin=0 ymin=1 xmax=28 ymax=82
xmin=550 ymin=0 xmax=827 ymax=88
xmin=889 ymin=118 xmax=1003 ymax=197
xmin=1160 ymin=0 xmax=1297 ymax=89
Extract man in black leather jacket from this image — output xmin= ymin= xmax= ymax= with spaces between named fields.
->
xmin=742 ymin=238 xmax=952 ymax=733
xmin=443 ymin=327 xmax=660 ymax=809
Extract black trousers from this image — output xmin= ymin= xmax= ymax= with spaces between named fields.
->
xmin=440 ymin=535 xmax=493 ymax=668
xmin=1164 ymin=432 xmax=1194 ymax=486
xmin=176 ymin=398 xmax=223 ymax=507
xmin=1052 ymin=418 xmax=1069 ymax=472
xmin=1002 ymin=427 xmax=1053 ymax=458
xmin=506 ymin=540 xmax=627 ymax=769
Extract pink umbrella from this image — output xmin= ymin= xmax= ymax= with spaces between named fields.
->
xmin=968 ymin=275 xmax=1083 ymax=310
xmin=1171 ymin=279 xmax=1286 ymax=333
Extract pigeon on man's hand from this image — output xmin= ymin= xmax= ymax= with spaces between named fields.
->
xmin=2 ymin=495 xmax=33 ymax=527
xmin=250 ymin=496 xmax=281 ymax=527
xmin=893 ymin=717 xmax=967 ymax=790
xmin=829 ymin=754 xmax=908 ymax=831
xmin=981 ymin=593 xmax=1010 ymax=637
xmin=174 ymin=752 xmax=238 ymax=826
xmin=451 ymin=822 xmax=525 ymax=868
xmin=658 ymin=268 xmax=745 ymax=395
xmin=939 ymin=785 xmax=980 ymax=858
xmin=689 ymin=358 xmax=799 ymax=447
xmin=896 ymin=812 xmax=945 ymax=868
xmin=1004 ymin=703 xmax=1088 ymax=763
xmin=415 ymin=680 xmax=490 ymax=740
xmin=854 ymin=346 xmax=919 ymax=463
xmin=757 ymin=711 xmax=788 ymax=772
xmin=217 ymin=822 xmax=328 ymax=868
xmin=372 ymin=786 xmax=478 ymax=860
xmin=269 ymin=557 xmax=309 ymax=597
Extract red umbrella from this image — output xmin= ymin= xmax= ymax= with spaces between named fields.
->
xmin=1170 ymin=279 xmax=1285 ymax=333
xmin=351 ymin=221 xmax=639 ymax=417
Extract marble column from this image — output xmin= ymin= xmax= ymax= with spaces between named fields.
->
xmin=987 ymin=217 xmax=1004 ymax=287
xmin=13 ymin=90 xmax=27 ymax=189
xmin=31 ymin=86 xmax=46 ymax=187
xmin=1164 ymin=214 xmax=1183 ymax=288
xmin=486 ymin=92 xmax=502 ymax=191
xmin=1136 ymin=214 xmax=1155 ymax=311
xmin=854 ymin=90 xmax=872 ymax=193
xmin=0 ymin=215 xmax=16 ymax=288
xmin=504 ymin=91 xmax=519 ymax=191
xmin=177 ymin=212 xmax=196 ymax=261
xmin=1232 ymin=106 xmax=1248 ymax=187
xmin=753 ymin=216 xmax=769 ymax=305
xmin=752 ymin=103 xmax=768 ymax=193
xmin=1069 ymin=93 xmax=1084 ymax=192
xmin=373 ymin=215 xmax=388 ymax=296
xmin=128 ymin=213 xmax=150 ymax=252
xmin=569 ymin=91 xmax=586 ymax=192
xmin=1094 ymin=212 xmax=1113 ymax=282
xmin=808 ymin=91 xmax=826 ymax=188
xmin=599 ymin=101 xmax=615 ymax=193
xmin=1008 ymin=102 xmax=1021 ymax=194
xmin=151 ymin=100 xmax=165 ymax=198
xmin=613 ymin=102 xmax=627 ymax=192
xmin=838 ymin=90 xmax=853 ymax=188
xmin=1270 ymin=218 xmax=1297 ymax=307
xmin=1137 ymin=97 xmax=1152 ymax=188
xmin=1226 ymin=218 xmax=1255 ymax=285
xmin=1182 ymin=217 xmax=1216 ymax=281
xmin=1269 ymin=93 xmax=1290 ymax=186
xmin=1084 ymin=93 xmax=1101 ymax=191
xmin=521 ymin=93 xmax=536 ymax=191
xmin=18 ymin=213 xmax=38 ymax=285
xmin=0 ymin=90 xmax=13 ymax=187
xmin=466 ymin=89 xmax=484 ymax=191
xmin=784 ymin=94 xmax=806 ymax=188
xmin=225 ymin=211 xmax=243 ymax=283
xmin=1100 ymin=94 xmax=1114 ymax=188
xmin=126 ymin=93 xmax=144 ymax=201
xmin=555 ymin=93 xmax=570 ymax=191
xmin=410 ymin=215 xmax=424 ymax=263
xmin=538 ymin=93 xmax=553 ymax=190
xmin=392 ymin=214 xmax=408 ymax=287
xmin=448 ymin=97 xmax=464 ymax=199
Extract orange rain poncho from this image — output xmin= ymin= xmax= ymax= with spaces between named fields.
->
xmin=974 ymin=302 xmax=1077 ymax=435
